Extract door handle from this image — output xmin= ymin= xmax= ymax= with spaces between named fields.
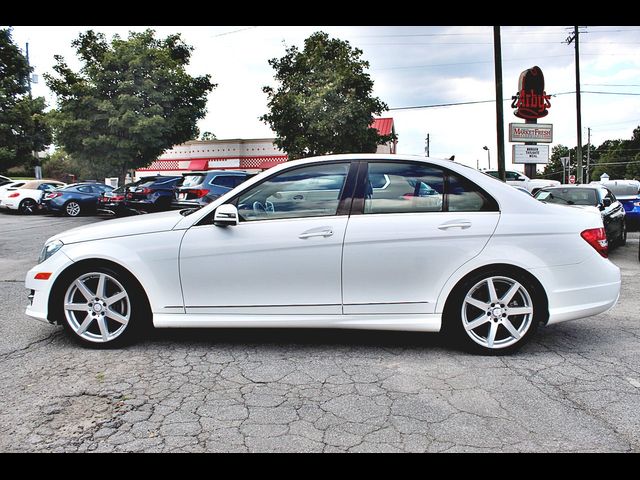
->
xmin=299 ymin=228 xmax=334 ymax=239
xmin=438 ymin=221 xmax=472 ymax=230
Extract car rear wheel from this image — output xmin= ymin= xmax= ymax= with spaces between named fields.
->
xmin=64 ymin=201 xmax=81 ymax=217
xmin=444 ymin=269 xmax=543 ymax=354
xmin=19 ymin=198 xmax=37 ymax=215
xmin=57 ymin=266 xmax=149 ymax=348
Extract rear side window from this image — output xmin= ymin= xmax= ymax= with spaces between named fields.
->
xmin=211 ymin=175 xmax=238 ymax=188
xmin=364 ymin=162 xmax=498 ymax=214
xmin=77 ymin=186 xmax=93 ymax=193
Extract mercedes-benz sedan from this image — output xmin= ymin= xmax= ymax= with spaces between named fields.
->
xmin=25 ymin=154 xmax=621 ymax=354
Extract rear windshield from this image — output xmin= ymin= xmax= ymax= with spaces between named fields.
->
xmin=181 ymin=175 xmax=206 ymax=188
xmin=536 ymin=188 xmax=597 ymax=206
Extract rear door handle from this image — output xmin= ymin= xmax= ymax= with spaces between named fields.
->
xmin=299 ymin=227 xmax=334 ymax=239
xmin=438 ymin=221 xmax=472 ymax=230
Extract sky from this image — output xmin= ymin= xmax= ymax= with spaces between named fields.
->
xmin=7 ymin=25 xmax=640 ymax=174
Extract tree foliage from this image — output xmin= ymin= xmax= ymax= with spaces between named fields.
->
xmin=0 ymin=28 xmax=52 ymax=173
xmin=261 ymin=32 xmax=394 ymax=160
xmin=45 ymin=29 xmax=215 ymax=183
xmin=542 ymin=126 xmax=640 ymax=183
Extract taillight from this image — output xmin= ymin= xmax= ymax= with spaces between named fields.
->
xmin=111 ymin=195 xmax=124 ymax=201
xmin=126 ymin=193 xmax=133 ymax=199
xmin=141 ymin=188 xmax=154 ymax=195
xmin=8 ymin=192 xmax=20 ymax=198
xmin=581 ymin=227 xmax=608 ymax=258
xmin=45 ymin=192 xmax=63 ymax=199
xmin=187 ymin=189 xmax=209 ymax=198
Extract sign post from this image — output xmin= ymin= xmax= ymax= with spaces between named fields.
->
xmin=560 ymin=156 xmax=570 ymax=184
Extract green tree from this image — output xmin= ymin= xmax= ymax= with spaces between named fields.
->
xmin=45 ymin=29 xmax=215 ymax=184
xmin=0 ymin=28 xmax=52 ymax=174
xmin=261 ymin=31 xmax=394 ymax=159
xmin=200 ymin=131 xmax=216 ymax=141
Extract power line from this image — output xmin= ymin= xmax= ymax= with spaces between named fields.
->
xmin=388 ymin=90 xmax=640 ymax=111
xmin=584 ymin=83 xmax=640 ymax=87
xmin=373 ymin=54 xmax=575 ymax=71
xmin=211 ymin=26 xmax=258 ymax=38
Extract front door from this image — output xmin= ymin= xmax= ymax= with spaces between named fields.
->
xmin=179 ymin=162 xmax=354 ymax=315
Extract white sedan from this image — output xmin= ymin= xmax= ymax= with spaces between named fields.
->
xmin=25 ymin=154 xmax=621 ymax=354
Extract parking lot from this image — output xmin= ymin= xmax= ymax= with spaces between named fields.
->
xmin=0 ymin=212 xmax=639 ymax=452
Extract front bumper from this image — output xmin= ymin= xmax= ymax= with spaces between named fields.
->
xmin=25 ymin=250 xmax=75 ymax=324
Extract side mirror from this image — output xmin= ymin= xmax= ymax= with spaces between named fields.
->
xmin=213 ymin=204 xmax=239 ymax=227
xmin=602 ymin=198 xmax=612 ymax=208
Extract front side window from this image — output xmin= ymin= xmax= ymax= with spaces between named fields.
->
xmin=236 ymin=163 xmax=349 ymax=221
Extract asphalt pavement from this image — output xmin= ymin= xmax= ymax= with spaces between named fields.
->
xmin=0 ymin=212 xmax=639 ymax=452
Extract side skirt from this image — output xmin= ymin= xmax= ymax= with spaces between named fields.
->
xmin=153 ymin=313 xmax=442 ymax=332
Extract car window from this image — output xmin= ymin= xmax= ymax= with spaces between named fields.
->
xmin=505 ymin=171 xmax=520 ymax=181
xmin=77 ymin=185 xmax=94 ymax=193
xmin=182 ymin=175 xmax=206 ymax=188
xmin=236 ymin=163 xmax=349 ymax=221
xmin=211 ymin=175 xmax=237 ymax=189
xmin=535 ymin=188 xmax=597 ymax=206
xmin=365 ymin=162 xmax=497 ymax=214
xmin=448 ymin=172 xmax=497 ymax=211
xmin=364 ymin=162 xmax=444 ymax=214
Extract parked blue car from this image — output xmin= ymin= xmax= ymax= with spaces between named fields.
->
xmin=43 ymin=183 xmax=114 ymax=217
xmin=592 ymin=179 xmax=640 ymax=230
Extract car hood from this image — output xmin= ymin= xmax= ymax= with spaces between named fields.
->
xmin=48 ymin=210 xmax=186 ymax=245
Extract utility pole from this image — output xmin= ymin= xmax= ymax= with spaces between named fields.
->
xmin=493 ymin=26 xmax=506 ymax=182
xmin=586 ymin=127 xmax=591 ymax=183
xmin=25 ymin=42 xmax=32 ymax=98
xmin=566 ymin=27 xmax=583 ymax=183
xmin=425 ymin=133 xmax=430 ymax=157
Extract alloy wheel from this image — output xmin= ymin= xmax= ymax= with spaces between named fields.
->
xmin=63 ymin=272 xmax=131 ymax=343
xmin=20 ymin=199 xmax=37 ymax=215
xmin=66 ymin=202 xmax=81 ymax=216
xmin=461 ymin=276 xmax=534 ymax=350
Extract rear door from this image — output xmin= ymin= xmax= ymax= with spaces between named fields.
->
xmin=341 ymin=160 xmax=500 ymax=314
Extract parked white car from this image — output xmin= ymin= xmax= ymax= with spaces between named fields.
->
xmin=25 ymin=154 xmax=620 ymax=354
xmin=484 ymin=170 xmax=560 ymax=194
xmin=0 ymin=179 xmax=66 ymax=214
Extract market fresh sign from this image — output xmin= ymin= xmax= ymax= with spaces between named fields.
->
xmin=509 ymin=123 xmax=553 ymax=143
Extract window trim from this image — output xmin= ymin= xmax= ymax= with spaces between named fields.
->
xmin=353 ymin=159 xmax=499 ymax=215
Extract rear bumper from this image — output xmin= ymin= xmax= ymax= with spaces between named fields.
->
xmin=532 ymin=254 xmax=621 ymax=325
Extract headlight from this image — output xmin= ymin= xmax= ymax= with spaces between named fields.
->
xmin=38 ymin=240 xmax=63 ymax=264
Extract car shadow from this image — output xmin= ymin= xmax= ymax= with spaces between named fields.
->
xmin=144 ymin=327 xmax=447 ymax=351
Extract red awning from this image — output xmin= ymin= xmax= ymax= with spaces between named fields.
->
xmin=370 ymin=118 xmax=394 ymax=136
xmin=188 ymin=159 xmax=208 ymax=171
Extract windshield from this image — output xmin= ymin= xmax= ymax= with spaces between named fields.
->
xmin=535 ymin=188 xmax=597 ymax=206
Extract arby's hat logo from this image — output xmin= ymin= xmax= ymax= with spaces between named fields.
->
xmin=511 ymin=66 xmax=551 ymax=119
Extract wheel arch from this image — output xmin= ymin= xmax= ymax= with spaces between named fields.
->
xmin=439 ymin=263 xmax=549 ymax=326
xmin=48 ymin=258 xmax=152 ymax=325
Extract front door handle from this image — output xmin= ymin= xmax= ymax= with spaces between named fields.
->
xmin=438 ymin=221 xmax=472 ymax=230
xmin=299 ymin=227 xmax=334 ymax=239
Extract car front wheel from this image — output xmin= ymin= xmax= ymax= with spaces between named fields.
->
xmin=57 ymin=266 xmax=149 ymax=348
xmin=444 ymin=269 xmax=544 ymax=354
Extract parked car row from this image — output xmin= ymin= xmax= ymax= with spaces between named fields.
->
xmin=0 ymin=170 xmax=258 ymax=218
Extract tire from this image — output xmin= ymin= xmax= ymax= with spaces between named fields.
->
xmin=443 ymin=268 xmax=545 ymax=355
xmin=55 ymin=265 xmax=150 ymax=348
xmin=618 ymin=221 xmax=627 ymax=247
xmin=64 ymin=201 xmax=82 ymax=217
xmin=19 ymin=198 xmax=37 ymax=215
